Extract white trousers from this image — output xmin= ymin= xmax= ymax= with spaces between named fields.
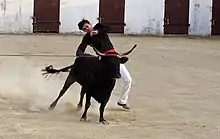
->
xmin=118 ymin=64 xmax=132 ymax=104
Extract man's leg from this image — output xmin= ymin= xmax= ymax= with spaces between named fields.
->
xmin=117 ymin=64 xmax=132 ymax=109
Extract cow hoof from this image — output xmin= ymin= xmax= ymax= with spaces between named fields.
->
xmin=99 ymin=120 xmax=109 ymax=125
xmin=80 ymin=117 xmax=87 ymax=122
xmin=77 ymin=104 xmax=82 ymax=111
xmin=49 ymin=106 xmax=54 ymax=111
xmin=49 ymin=102 xmax=57 ymax=111
xmin=49 ymin=105 xmax=55 ymax=111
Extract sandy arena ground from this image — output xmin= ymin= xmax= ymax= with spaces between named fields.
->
xmin=0 ymin=34 xmax=219 ymax=138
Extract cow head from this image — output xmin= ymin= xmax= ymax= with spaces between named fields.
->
xmin=92 ymin=44 xmax=137 ymax=64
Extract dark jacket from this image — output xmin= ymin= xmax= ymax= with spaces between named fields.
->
xmin=76 ymin=23 xmax=114 ymax=56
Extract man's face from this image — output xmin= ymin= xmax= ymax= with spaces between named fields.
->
xmin=82 ymin=23 xmax=93 ymax=33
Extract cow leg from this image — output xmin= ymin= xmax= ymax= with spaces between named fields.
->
xmin=77 ymin=87 xmax=86 ymax=110
xmin=49 ymin=74 xmax=75 ymax=110
xmin=99 ymin=101 xmax=108 ymax=124
xmin=80 ymin=93 xmax=91 ymax=122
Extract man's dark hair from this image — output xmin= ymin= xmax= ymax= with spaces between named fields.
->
xmin=78 ymin=19 xmax=90 ymax=30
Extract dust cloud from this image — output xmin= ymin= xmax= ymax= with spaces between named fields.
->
xmin=0 ymin=57 xmax=121 ymax=114
xmin=0 ymin=57 xmax=80 ymax=112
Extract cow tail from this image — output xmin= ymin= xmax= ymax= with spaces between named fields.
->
xmin=42 ymin=64 xmax=73 ymax=76
xmin=59 ymin=65 xmax=73 ymax=72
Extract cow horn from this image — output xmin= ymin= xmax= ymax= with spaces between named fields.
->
xmin=92 ymin=47 xmax=119 ymax=57
xmin=92 ymin=47 xmax=107 ymax=56
xmin=118 ymin=44 xmax=137 ymax=56
xmin=92 ymin=44 xmax=137 ymax=57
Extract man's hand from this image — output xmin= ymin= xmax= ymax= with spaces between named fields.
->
xmin=90 ymin=30 xmax=98 ymax=36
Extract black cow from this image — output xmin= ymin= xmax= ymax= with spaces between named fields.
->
xmin=42 ymin=44 xmax=137 ymax=124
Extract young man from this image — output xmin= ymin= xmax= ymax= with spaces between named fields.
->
xmin=76 ymin=19 xmax=132 ymax=109
xmin=76 ymin=19 xmax=121 ymax=79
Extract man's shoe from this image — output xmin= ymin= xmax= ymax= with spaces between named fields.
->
xmin=117 ymin=102 xmax=130 ymax=109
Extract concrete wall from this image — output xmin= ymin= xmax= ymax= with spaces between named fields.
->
xmin=59 ymin=0 xmax=99 ymax=33
xmin=125 ymin=0 xmax=213 ymax=36
xmin=124 ymin=0 xmax=164 ymax=35
xmin=0 ymin=0 xmax=215 ymax=36
xmin=188 ymin=0 xmax=212 ymax=36
xmin=0 ymin=0 xmax=33 ymax=33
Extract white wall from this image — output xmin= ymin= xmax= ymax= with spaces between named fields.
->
xmin=189 ymin=0 xmax=212 ymax=36
xmin=124 ymin=0 xmax=164 ymax=35
xmin=0 ymin=0 xmax=215 ymax=36
xmin=124 ymin=0 xmax=212 ymax=36
xmin=0 ymin=0 xmax=33 ymax=33
xmin=59 ymin=0 xmax=99 ymax=34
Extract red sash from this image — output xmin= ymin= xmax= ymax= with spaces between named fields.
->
xmin=104 ymin=48 xmax=116 ymax=54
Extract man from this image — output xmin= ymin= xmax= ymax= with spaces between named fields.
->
xmin=76 ymin=19 xmax=132 ymax=109
xmin=76 ymin=19 xmax=121 ymax=79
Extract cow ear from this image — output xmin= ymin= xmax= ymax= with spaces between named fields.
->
xmin=119 ymin=57 xmax=129 ymax=64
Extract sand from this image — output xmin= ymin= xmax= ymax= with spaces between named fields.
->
xmin=0 ymin=34 xmax=219 ymax=139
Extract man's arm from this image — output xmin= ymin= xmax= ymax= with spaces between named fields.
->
xmin=76 ymin=43 xmax=87 ymax=56
xmin=76 ymin=36 xmax=88 ymax=56
xmin=93 ymin=23 xmax=110 ymax=34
